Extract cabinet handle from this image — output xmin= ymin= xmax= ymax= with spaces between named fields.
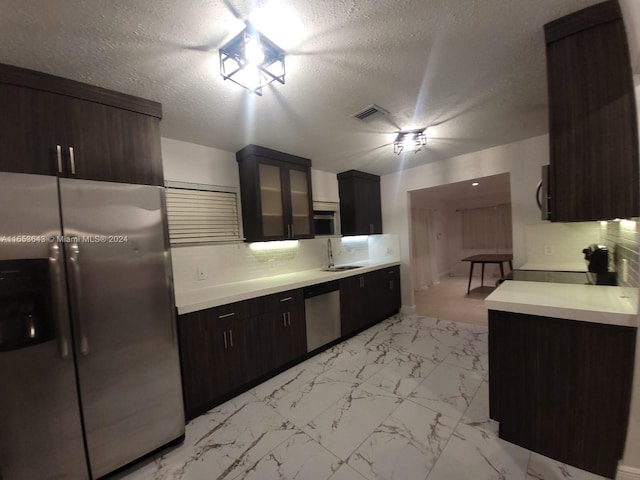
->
xmin=218 ymin=312 xmax=235 ymax=319
xmin=229 ymin=329 xmax=233 ymax=347
xmin=56 ymin=145 xmax=63 ymax=173
xmin=279 ymin=296 xmax=293 ymax=303
xmin=69 ymin=147 xmax=76 ymax=175
xmin=223 ymin=330 xmax=228 ymax=349
xmin=283 ymin=312 xmax=287 ymax=327
xmin=287 ymin=312 xmax=291 ymax=326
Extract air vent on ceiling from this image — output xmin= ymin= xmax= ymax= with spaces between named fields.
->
xmin=352 ymin=104 xmax=390 ymax=121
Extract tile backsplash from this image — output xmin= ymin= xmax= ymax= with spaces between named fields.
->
xmin=524 ymin=219 xmax=639 ymax=292
xmin=525 ymin=222 xmax=601 ymax=267
xmin=601 ymin=219 xmax=639 ymax=289
xmin=171 ymin=234 xmax=400 ymax=293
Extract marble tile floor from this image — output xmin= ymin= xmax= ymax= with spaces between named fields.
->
xmin=115 ymin=314 xmax=607 ymax=480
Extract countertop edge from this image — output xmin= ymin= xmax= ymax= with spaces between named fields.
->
xmin=485 ymin=280 xmax=638 ymax=328
xmin=175 ymin=260 xmax=401 ymax=315
xmin=486 ymin=302 xmax=637 ymax=327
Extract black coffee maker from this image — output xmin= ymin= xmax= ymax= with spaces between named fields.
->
xmin=582 ymin=244 xmax=616 ymax=285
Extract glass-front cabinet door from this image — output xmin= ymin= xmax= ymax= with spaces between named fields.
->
xmin=236 ymin=145 xmax=314 ymax=242
xmin=289 ymin=168 xmax=311 ymax=237
xmin=258 ymin=163 xmax=285 ymax=238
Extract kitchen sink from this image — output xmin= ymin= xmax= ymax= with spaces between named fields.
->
xmin=321 ymin=265 xmax=362 ymax=272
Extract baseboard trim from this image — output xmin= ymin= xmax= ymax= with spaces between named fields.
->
xmin=617 ymin=465 xmax=640 ymax=480
xmin=401 ymin=304 xmax=416 ymax=315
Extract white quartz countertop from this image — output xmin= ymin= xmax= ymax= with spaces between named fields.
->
xmin=485 ymin=280 xmax=638 ymax=327
xmin=519 ymin=262 xmax=587 ymax=272
xmin=175 ymin=260 xmax=401 ymax=315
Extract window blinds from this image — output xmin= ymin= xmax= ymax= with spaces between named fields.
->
xmin=461 ymin=204 xmax=512 ymax=249
xmin=165 ymin=185 xmax=241 ymax=245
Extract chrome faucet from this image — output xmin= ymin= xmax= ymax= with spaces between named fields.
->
xmin=327 ymin=238 xmax=334 ymax=268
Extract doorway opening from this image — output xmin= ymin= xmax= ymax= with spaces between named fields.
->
xmin=409 ymin=173 xmax=512 ymax=325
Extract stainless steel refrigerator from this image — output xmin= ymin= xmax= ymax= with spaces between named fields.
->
xmin=0 ymin=172 xmax=185 ymax=479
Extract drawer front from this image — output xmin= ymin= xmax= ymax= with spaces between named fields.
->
xmin=209 ymin=300 xmax=249 ymax=321
xmin=248 ymin=289 xmax=303 ymax=316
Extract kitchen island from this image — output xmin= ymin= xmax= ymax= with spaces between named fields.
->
xmin=485 ymin=280 xmax=637 ymax=326
xmin=485 ymin=280 xmax=638 ymax=478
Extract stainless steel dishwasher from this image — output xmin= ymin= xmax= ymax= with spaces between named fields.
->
xmin=304 ymin=280 xmax=341 ymax=352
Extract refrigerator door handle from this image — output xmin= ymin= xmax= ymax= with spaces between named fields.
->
xmin=69 ymin=241 xmax=89 ymax=356
xmin=49 ymin=238 xmax=70 ymax=359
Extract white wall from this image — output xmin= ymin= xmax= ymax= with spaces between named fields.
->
xmin=161 ymin=137 xmax=239 ymax=187
xmin=160 ymin=137 xmax=400 ymax=294
xmin=311 ymin=168 xmax=339 ymax=203
xmin=382 ymin=134 xmax=549 ymax=310
xmin=620 ymin=0 xmax=640 ymax=74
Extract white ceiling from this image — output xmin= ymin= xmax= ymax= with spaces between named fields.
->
xmin=410 ymin=173 xmax=511 ymax=206
xmin=0 ymin=0 xmax=615 ymax=175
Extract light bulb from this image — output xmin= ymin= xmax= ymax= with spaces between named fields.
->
xmin=245 ymin=36 xmax=265 ymax=65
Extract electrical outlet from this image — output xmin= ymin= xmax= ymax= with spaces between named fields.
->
xmin=196 ymin=266 xmax=207 ymax=280
xmin=543 ymin=244 xmax=554 ymax=256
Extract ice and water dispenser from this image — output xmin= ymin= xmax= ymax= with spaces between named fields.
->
xmin=0 ymin=259 xmax=54 ymax=351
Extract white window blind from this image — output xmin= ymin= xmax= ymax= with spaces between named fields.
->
xmin=165 ymin=183 xmax=241 ymax=245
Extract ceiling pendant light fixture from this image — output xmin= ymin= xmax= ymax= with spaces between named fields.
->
xmin=393 ymin=129 xmax=427 ymax=154
xmin=219 ymin=22 xmax=286 ymax=96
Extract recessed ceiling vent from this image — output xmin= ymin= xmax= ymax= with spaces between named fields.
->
xmin=352 ymin=104 xmax=390 ymax=121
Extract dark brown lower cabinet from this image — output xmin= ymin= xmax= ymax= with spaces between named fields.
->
xmin=178 ymin=302 xmax=250 ymax=420
xmin=179 ymin=267 xmax=400 ymax=421
xmin=488 ymin=310 xmax=636 ymax=478
xmin=370 ymin=266 xmax=401 ymax=324
xmin=246 ymin=291 xmax=306 ymax=379
xmin=340 ymin=274 xmax=367 ymax=336
xmin=340 ymin=266 xmax=401 ymax=336
xmin=179 ymin=289 xmax=307 ymax=420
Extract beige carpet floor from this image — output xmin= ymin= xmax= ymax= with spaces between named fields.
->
xmin=414 ymin=275 xmax=498 ymax=326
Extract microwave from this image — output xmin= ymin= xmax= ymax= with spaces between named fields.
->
xmin=313 ymin=201 xmax=340 ymax=236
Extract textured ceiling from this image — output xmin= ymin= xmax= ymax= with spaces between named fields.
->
xmin=0 ymin=0 xmax=610 ymax=175
xmin=410 ymin=173 xmax=511 ymax=206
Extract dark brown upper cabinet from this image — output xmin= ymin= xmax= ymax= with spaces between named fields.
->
xmin=337 ymin=170 xmax=382 ymax=236
xmin=544 ymin=0 xmax=639 ymax=222
xmin=0 ymin=63 xmax=164 ymax=186
xmin=236 ymin=145 xmax=314 ymax=242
